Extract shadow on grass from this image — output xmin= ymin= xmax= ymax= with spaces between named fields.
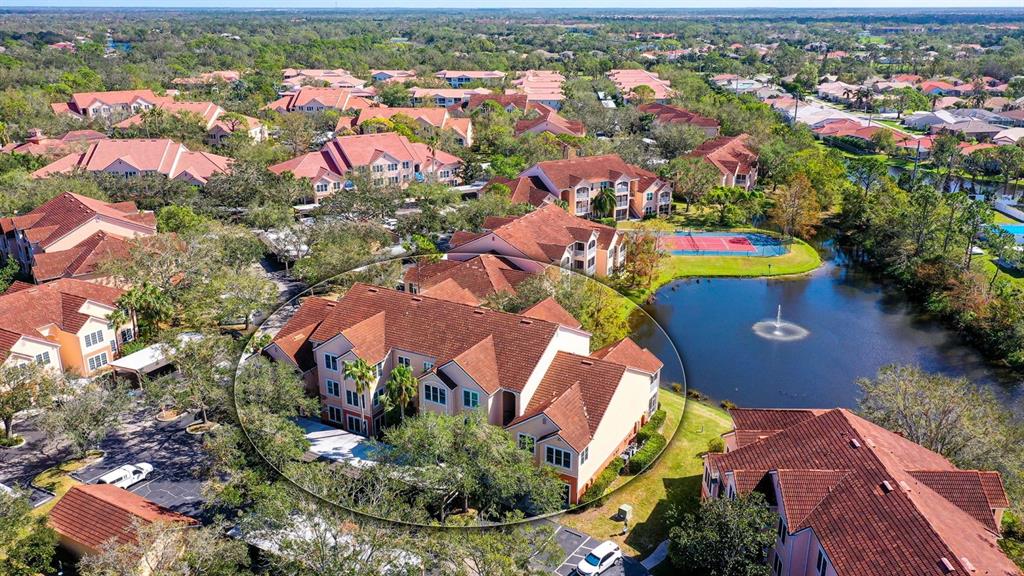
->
xmin=624 ymin=474 xmax=701 ymax=554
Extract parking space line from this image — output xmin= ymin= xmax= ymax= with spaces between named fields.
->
xmin=128 ymin=474 xmax=161 ymax=493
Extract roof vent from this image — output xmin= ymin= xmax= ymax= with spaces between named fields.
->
xmin=519 ymin=319 xmax=533 ymax=325
xmin=898 ymin=480 xmax=911 ymax=492
xmin=367 ymin=287 xmax=379 ymax=293
xmin=960 ymin=557 xmax=975 ymax=572
xmin=411 ymin=296 xmax=422 ymax=302
xmin=939 ymin=557 xmax=956 ymax=573
xmin=881 ymin=481 xmax=894 ymax=493
xmin=580 ymin=360 xmax=593 ymax=366
xmin=472 ymin=309 xmax=486 ymax=315
xmin=850 ymin=439 xmax=861 ymax=448
xmin=864 ymin=437 xmax=876 ymax=448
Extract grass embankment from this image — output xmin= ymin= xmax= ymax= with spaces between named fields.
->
xmin=560 ymin=393 xmax=732 ymax=557
xmin=993 ymin=212 xmax=1022 ymax=225
xmin=30 ymin=458 xmax=90 ymax=516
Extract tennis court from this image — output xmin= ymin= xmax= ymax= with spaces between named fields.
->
xmin=658 ymin=232 xmax=787 ymax=257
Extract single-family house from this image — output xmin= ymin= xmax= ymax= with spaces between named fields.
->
xmin=264 ymin=87 xmax=374 ymax=115
xmin=690 ymin=134 xmax=759 ymax=190
xmin=435 ymin=70 xmax=506 ymax=88
xmin=447 ymin=203 xmax=628 ymax=277
xmin=949 ymin=108 xmax=1015 ymax=127
xmin=0 ymin=278 xmax=133 ymax=376
xmin=919 ymin=80 xmax=958 ymax=95
xmin=637 ymin=103 xmax=720 ymax=137
xmin=993 ymin=128 xmax=1024 ymax=145
xmin=265 ymin=283 xmax=662 ymax=504
xmin=904 ymin=109 xmax=958 ymax=130
xmin=49 ymin=484 xmax=197 ymax=565
xmin=703 ymin=408 xmax=1018 ymax=576
xmin=931 ymin=120 xmax=1004 ymax=141
xmin=351 ymin=107 xmax=473 ymax=146
xmin=32 ymin=139 xmax=232 ymax=186
xmin=51 ymin=89 xmax=174 ymax=121
xmin=268 ymin=132 xmax=463 ymax=203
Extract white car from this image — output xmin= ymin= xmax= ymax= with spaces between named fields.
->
xmin=576 ymin=541 xmax=622 ymax=575
xmin=96 ymin=463 xmax=153 ymax=489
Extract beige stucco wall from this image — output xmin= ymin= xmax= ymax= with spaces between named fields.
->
xmin=43 ymin=216 xmax=154 ymax=253
xmin=576 ymin=369 xmax=650 ymax=487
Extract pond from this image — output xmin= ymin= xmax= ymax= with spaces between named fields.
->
xmin=632 ymin=238 xmax=1023 ymax=410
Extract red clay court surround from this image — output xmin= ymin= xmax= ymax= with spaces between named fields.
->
xmin=658 ymin=234 xmax=756 ymax=253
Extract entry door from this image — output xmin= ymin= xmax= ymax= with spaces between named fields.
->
xmin=346 ymin=415 xmax=366 ymax=436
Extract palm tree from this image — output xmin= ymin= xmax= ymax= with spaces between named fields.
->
xmin=386 ymin=365 xmax=418 ymax=423
xmin=591 ymin=186 xmax=616 ymax=219
xmin=343 ymin=358 xmax=376 ymax=436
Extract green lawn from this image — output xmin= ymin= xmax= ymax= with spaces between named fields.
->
xmin=559 ymin=394 xmax=733 ymax=557
xmin=975 ymin=254 xmax=1024 ymax=290
xmin=993 ymin=212 xmax=1022 ymax=225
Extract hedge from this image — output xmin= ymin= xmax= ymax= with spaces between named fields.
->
xmin=581 ymin=457 xmax=625 ymax=506
xmin=635 ymin=409 xmax=667 ymax=445
xmin=626 ymin=432 xmax=667 ymax=475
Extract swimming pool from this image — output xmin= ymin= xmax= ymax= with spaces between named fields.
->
xmin=999 ymin=224 xmax=1024 ymax=235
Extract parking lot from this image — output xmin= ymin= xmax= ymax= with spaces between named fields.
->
xmin=549 ymin=523 xmax=648 ymax=576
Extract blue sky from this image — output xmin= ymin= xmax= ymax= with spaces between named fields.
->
xmin=6 ymin=0 xmax=1024 ymax=7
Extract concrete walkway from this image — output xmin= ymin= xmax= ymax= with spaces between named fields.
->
xmin=641 ymin=540 xmax=670 ymax=571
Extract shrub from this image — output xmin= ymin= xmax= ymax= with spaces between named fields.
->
xmin=720 ymin=399 xmax=737 ymax=410
xmin=686 ymin=387 xmax=707 ymax=400
xmin=672 ymin=382 xmax=684 ymax=394
xmin=0 ymin=434 xmax=24 ymax=448
xmin=581 ymin=457 xmax=624 ymax=506
xmin=648 ymin=409 xmax=667 ymax=430
xmin=707 ymin=437 xmax=725 ymax=454
xmin=635 ymin=409 xmax=667 ymax=445
xmin=626 ymin=432 xmax=667 ymax=474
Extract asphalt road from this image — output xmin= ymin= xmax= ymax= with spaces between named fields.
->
xmin=549 ymin=522 xmax=648 ymax=576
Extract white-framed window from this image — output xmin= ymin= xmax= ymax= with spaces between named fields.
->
xmin=439 ymin=170 xmax=451 ymax=179
xmin=574 ymin=241 xmax=585 ymax=251
xmin=372 ymin=164 xmax=384 ymax=173
xmin=518 ymin=434 xmax=535 ymax=454
xmin=424 ymin=384 xmax=447 ymax=405
xmin=35 ymin=352 xmax=51 ymax=366
xmin=402 ymin=161 xmax=410 ymax=169
xmin=326 ymin=379 xmax=340 ymax=397
xmin=646 ymin=191 xmax=654 ymax=201
xmin=545 ymin=446 xmax=571 ymax=469
xmin=580 ymin=446 xmax=590 ymax=464
xmin=120 ymin=328 xmax=134 ymax=343
xmin=327 ymin=405 xmax=342 ymax=423
xmin=84 ymin=330 xmax=105 ymax=348
xmin=587 ymin=256 xmax=596 ymax=269
xmin=373 ymin=387 xmax=384 ymax=407
xmin=387 ymin=163 xmax=398 ymax=171
xmin=397 ymin=356 xmax=411 ymax=368
xmin=324 ymin=354 xmax=339 ymax=371
xmin=588 ymin=239 xmax=596 ymax=249
xmin=815 ymin=549 xmax=828 ymax=576
xmin=315 ymin=182 xmax=328 ymax=193
xmin=423 ymin=360 xmax=434 ymax=372
xmin=87 ymin=352 xmax=109 ymax=371
xmin=345 ymin=390 xmax=363 ymax=408
xmin=346 ymin=414 xmax=366 ymax=434
xmin=332 ymin=181 xmax=341 ymax=190
xmin=463 ymin=389 xmax=479 ymax=409
xmin=374 ymin=362 xmax=383 ymax=378
xmin=388 ymin=176 xmax=400 ymax=184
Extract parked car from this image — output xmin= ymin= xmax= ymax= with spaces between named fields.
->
xmin=96 ymin=463 xmax=154 ymax=489
xmin=576 ymin=541 xmax=622 ymax=575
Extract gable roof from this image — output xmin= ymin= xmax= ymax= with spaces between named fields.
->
xmin=268 ymin=132 xmax=462 ymax=180
xmin=31 ymin=230 xmax=133 ymax=282
xmin=264 ymin=87 xmax=372 ymax=113
xmin=49 ymin=484 xmax=195 ymax=550
xmin=0 ymin=278 xmax=124 ymax=362
xmin=269 ymin=284 xmax=561 ymax=395
xmin=32 ymin=139 xmax=232 ymax=184
xmin=62 ymin=89 xmax=173 ymax=115
xmin=486 ymin=176 xmax=556 ymax=207
xmin=707 ymin=408 xmax=1017 ymax=576
xmin=1 ymin=192 xmax=155 ymax=250
xmin=637 ymin=103 xmax=720 ymax=128
xmin=591 ymin=336 xmax=663 ymax=374
xmin=522 ymin=297 xmax=582 ymax=330
xmin=691 ymin=134 xmax=758 ymax=177
xmin=514 ymin=104 xmax=586 ymax=137
xmin=4 ymin=129 xmax=107 ymax=157
xmin=404 ymin=255 xmax=534 ymax=301
xmin=530 ymin=154 xmax=648 ymax=190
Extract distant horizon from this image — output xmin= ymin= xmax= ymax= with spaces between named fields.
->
xmin=3 ymin=1 xmax=1024 ymax=10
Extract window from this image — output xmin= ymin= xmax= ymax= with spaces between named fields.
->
xmin=372 ymin=164 xmax=384 ymax=173
xmin=87 ymin=352 xmax=109 ymax=371
xmin=332 ymin=181 xmax=341 ymax=190
xmin=773 ymin=553 xmax=783 ymax=576
xmin=423 ymin=360 xmax=434 ymax=372
xmin=777 ymin=518 xmax=787 ymax=545
xmin=327 ymin=405 xmax=342 ymax=423
xmin=120 ymin=328 xmax=134 ymax=343
xmin=580 ymin=446 xmax=590 ymax=464
xmin=402 ymin=161 xmax=410 ymax=169
xmin=373 ymin=387 xmax=384 ymax=407
xmin=324 ymin=354 xmax=339 ymax=371
xmin=546 ymin=446 xmax=572 ymax=468
xmin=587 ymin=256 xmax=596 ymax=269
xmin=574 ymin=241 xmax=585 ymax=251
xmin=518 ymin=434 xmax=535 ymax=453
xmin=424 ymin=384 xmax=447 ymax=405
xmin=388 ymin=176 xmax=400 ymax=184
xmin=439 ymin=170 xmax=451 ymax=179
xmin=346 ymin=414 xmax=366 ymax=434
xmin=374 ymin=362 xmax=383 ymax=378
xmin=600 ymin=180 xmax=612 ymax=189
xmin=35 ymin=352 xmax=51 ymax=366
xmin=397 ymin=356 xmax=411 ymax=368
xmin=816 ymin=549 xmax=828 ymax=576
xmin=463 ymin=390 xmax=479 ymax=409
xmin=387 ymin=163 xmax=398 ymax=171
xmin=315 ymin=182 xmax=328 ymax=193
xmin=345 ymin=390 xmax=363 ymax=408
xmin=646 ymin=191 xmax=654 ymax=201
xmin=588 ymin=239 xmax=596 ymax=249
xmin=326 ymin=379 xmax=340 ymax=397
xmin=84 ymin=330 xmax=105 ymax=348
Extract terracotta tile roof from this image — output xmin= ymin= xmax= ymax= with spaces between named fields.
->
xmin=464 ymin=93 xmax=529 ymax=111
xmin=264 ymin=87 xmax=372 ymax=113
xmin=3 ymin=280 xmax=34 ymax=295
xmin=171 ymin=70 xmax=241 ymax=85
xmin=31 ymin=230 xmax=132 ymax=282
xmin=607 ymin=69 xmax=673 ymax=100
xmin=638 ymin=103 xmax=719 ymax=128
xmin=62 ymin=89 xmax=173 ymax=116
xmin=487 ymin=176 xmax=556 ymax=208
xmin=512 ymin=351 xmax=626 ymax=451
xmin=707 ymin=408 xmax=1017 ymax=576
xmin=270 ymin=284 xmax=561 ymax=395
xmin=522 ymin=297 xmax=582 ymax=330
xmin=269 ymin=133 xmax=462 ymax=181
xmin=419 ymin=278 xmax=481 ymax=306
xmin=591 ymin=337 xmax=662 ymax=374
xmin=529 ymin=154 xmax=647 ymax=191
xmin=4 ymin=192 xmax=155 ymax=250
xmin=728 ymin=407 xmax=820 ymax=431
xmin=404 ymin=255 xmax=533 ymax=301
xmin=49 ymin=484 xmax=195 ymax=551
xmin=436 ymin=70 xmax=506 ymax=81
xmin=514 ymin=105 xmax=586 ymax=137
xmin=4 ymin=130 xmax=107 ymax=157
xmin=32 ymin=139 xmax=232 ymax=185
xmin=690 ymin=134 xmax=758 ymax=177
xmin=451 ymin=335 xmax=501 ymax=394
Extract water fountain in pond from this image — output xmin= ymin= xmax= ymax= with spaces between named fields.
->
xmin=752 ymin=305 xmax=810 ymax=342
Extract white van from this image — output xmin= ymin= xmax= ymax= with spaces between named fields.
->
xmin=96 ymin=463 xmax=153 ymax=489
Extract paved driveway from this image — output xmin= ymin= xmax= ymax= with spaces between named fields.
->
xmin=0 ymin=411 xmax=73 ymax=487
xmin=549 ymin=523 xmax=648 ymax=576
xmin=72 ymin=409 xmax=210 ymax=519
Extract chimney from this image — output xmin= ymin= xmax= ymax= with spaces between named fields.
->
xmin=562 ymin=142 xmax=577 ymax=160
xmin=27 ymin=128 xmax=44 ymax=142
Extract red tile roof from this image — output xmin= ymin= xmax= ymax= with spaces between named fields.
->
xmin=486 ymin=176 xmax=556 ymax=208
xmin=59 ymin=89 xmax=173 ymax=116
xmin=32 ymin=139 xmax=232 ymax=185
xmin=691 ymin=134 xmax=758 ymax=178
xmin=4 ymin=130 xmax=107 ymax=157
xmin=638 ymin=103 xmax=719 ymax=128
xmin=522 ymin=297 xmax=582 ymax=330
xmin=269 ymin=132 xmax=462 ymax=182
xmin=405 ymin=255 xmax=533 ymax=301
xmin=264 ymin=87 xmax=372 ymax=113
xmin=514 ymin=105 xmax=586 ymax=137
xmin=2 ymin=192 xmax=155 ymax=250
xmin=49 ymin=484 xmax=195 ymax=551
xmin=591 ymin=337 xmax=663 ymax=374
xmin=31 ymin=230 xmax=133 ymax=282
xmin=270 ymin=284 xmax=561 ymax=394
xmin=708 ymin=408 xmax=1018 ymax=576
xmin=464 ymin=93 xmax=529 ymax=112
